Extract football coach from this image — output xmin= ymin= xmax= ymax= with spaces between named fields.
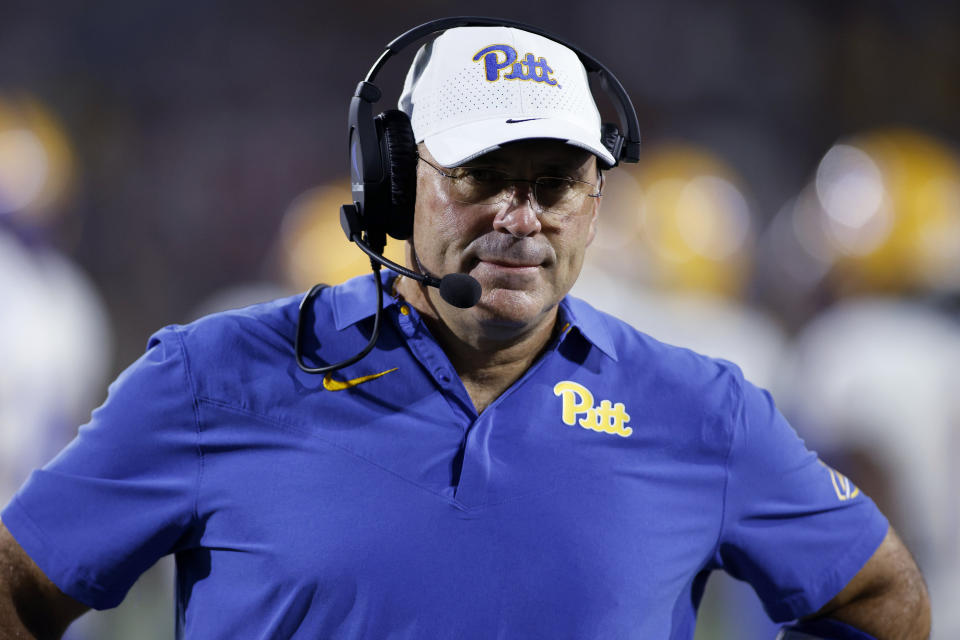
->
xmin=0 ymin=17 xmax=930 ymax=640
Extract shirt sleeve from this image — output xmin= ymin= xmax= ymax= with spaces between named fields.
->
xmin=1 ymin=327 xmax=201 ymax=610
xmin=714 ymin=368 xmax=889 ymax=622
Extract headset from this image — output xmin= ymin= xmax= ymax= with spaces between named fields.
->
xmin=296 ymin=16 xmax=642 ymax=375
xmin=343 ymin=15 xmax=641 ymax=254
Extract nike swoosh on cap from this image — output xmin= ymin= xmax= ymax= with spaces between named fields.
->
xmin=505 ymin=118 xmax=544 ymax=124
xmin=322 ymin=367 xmax=398 ymax=391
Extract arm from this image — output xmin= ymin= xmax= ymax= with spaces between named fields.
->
xmin=794 ymin=526 xmax=930 ymax=640
xmin=0 ymin=519 xmax=88 ymax=639
xmin=720 ymin=374 xmax=929 ymax=639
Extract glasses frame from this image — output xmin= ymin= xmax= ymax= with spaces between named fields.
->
xmin=416 ymin=153 xmax=603 ymax=216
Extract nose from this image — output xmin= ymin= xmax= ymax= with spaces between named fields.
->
xmin=491 ymin=186 xmax=542 ymax=238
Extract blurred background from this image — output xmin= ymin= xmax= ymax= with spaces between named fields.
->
xmin=1 ymin=0 xmax=958 ymax=637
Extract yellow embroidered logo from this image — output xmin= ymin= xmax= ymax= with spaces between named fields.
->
xmin=323 ymin=368 xmax=398 ymax=392
xmin=819 ymin=460 xmax=860 ymax=501
xmin=553 ymin=381 xmax=632 ymax=437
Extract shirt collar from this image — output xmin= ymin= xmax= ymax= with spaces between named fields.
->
xmin=557 ymin=295 xmax=619 ymax=362
xmin=331 ymin=272 xmax=396 ymax=331
xmin=331 ymin=272 xmax=619 ymax=362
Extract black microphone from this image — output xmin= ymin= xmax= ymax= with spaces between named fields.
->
xmin=349 ymin=227 xmax=482 ymax=309
xmin=437 ymin=273 xmax=482 ymax=309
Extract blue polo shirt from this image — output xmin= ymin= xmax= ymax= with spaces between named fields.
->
xmin=2 ymin=273 xmax=887 ymax=639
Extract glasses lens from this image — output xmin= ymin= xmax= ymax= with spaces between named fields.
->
xmin=449 ymin=169 xmax=512 ymax=205
xmin=535 ymin=177 xmax=594 ymax=216
xmin=437 ymin=164 xmax=598 ymax=215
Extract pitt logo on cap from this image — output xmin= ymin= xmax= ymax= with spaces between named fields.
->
xmin=473 ymin=44 xmax=560 ymax=87
xmin=554 ymin=381 xmax=632 ymax=437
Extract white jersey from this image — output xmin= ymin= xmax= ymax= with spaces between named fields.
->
xmin=777 ymin=298 xmax=960 ymax=638
xmin=0 ymin=229 xmax=112 ymax=503
xmin=571 ymin=264 xmax=788 ymax=390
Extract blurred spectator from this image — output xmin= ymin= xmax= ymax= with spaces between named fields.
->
xmin=0 ymin=93 xmax=126 ymax=639
xmin=777 ymin=300 xmax=960 ymax=638
xmin=275 ymin=181 xmax=406 ymax=293
xmin=0 ymin=93 xmax=112 ymax=504
xmin=773 ymin=130 xmax=960 ymax=638
xmin=0 ymin=226 xmax=112 ymax=503
xmin=573 ymin=142 xmax=787 ymax=389
xmin=186 ymin=180 xmax=408 ymax=320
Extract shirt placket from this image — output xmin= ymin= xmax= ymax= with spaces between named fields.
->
xmin=392 ymin=299 xmax=579 ymax=510
xmin=391 ymin=302 xmax=477 ymax=489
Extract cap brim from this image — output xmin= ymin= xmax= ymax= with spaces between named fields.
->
xmin=422 ymin=116 xmax=616 ymax=169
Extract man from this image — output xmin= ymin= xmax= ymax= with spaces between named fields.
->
xmin=0 ymin=22 xmax=930 ymax=639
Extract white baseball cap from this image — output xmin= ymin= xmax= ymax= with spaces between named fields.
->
xmin=398 ymin=26 xmax=616 ymax=168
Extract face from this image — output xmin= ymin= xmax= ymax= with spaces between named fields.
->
xmin=410 ymin=139 xmax=601 ymax=335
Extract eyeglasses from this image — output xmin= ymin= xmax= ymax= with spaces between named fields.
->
xmin=417 ymin=155 xmax=602 ymax=221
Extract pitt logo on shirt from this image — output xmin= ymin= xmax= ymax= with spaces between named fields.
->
xmin=473 ymin=44 xmax=559 ymax=87
xmin=553 ymin=381 xmax=632 ymax=438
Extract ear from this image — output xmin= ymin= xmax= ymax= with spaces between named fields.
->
xmin=585 ymin=178 xmax=602 ymax=247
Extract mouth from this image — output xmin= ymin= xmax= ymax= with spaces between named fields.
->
xmin=465 ymin=237 xmax=554 ymax=281
xmin=470 ymin=258 xmax=543 ymax=287
xmin=477 ymin=258 xmax=542 ymax=271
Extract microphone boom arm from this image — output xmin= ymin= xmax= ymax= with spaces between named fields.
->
xmin=351 ymin=234 xmax=441 ymax=288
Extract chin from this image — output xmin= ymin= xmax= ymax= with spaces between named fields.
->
xmin=471 ymin=287 xmax=555 ymax=329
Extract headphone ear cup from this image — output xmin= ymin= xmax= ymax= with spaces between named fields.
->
xmin=600 ymin=122 xmax=623 ymax=168
xmin=376 ymin=109 xmax=417 ymax=240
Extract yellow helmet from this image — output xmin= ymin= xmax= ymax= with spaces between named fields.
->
xmin=591 ymin=143 xmax=754 ymax=297
xmin=279 ymin=182 xmax=406 ymax=290
xmin=0 ymin=93 xmax=75 ymax=225
xmin=815 ymin=129 xmax=960 ymax=293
